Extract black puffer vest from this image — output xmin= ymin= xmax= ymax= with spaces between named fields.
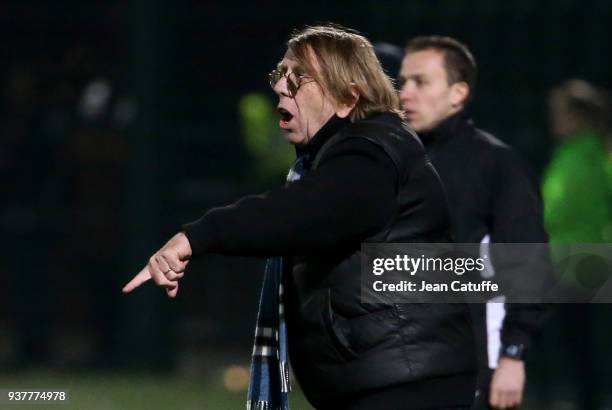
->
xmin=283 ymin=112 xmax=477 ymax=408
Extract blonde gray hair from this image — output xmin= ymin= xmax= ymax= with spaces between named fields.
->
xmin=287 ymin=24 xmax=401 ymax=122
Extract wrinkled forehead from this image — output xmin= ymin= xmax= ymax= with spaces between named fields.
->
xmin=277 ymin=45 xmax=321 ymax=75
xmin=276 ymin=54 xmax=301 ymax=73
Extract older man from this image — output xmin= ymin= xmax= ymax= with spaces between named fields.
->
xmin=124 ymin=25 xmax=476 ymax=410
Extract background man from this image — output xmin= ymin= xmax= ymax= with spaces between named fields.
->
xmin=398 ymin=36 xmax=548 ymax=410
xmin=124 ymin=26 xmax=477 ymax=410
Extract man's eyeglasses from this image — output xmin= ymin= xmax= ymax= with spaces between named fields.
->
xmin=269 ymin=69 xmax=315 ymax=98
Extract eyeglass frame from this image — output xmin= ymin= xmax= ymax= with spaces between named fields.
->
xmin=269 ymin=68 xmax=315 ymax=98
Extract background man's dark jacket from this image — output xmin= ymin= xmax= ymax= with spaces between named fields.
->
xmin=185 ymin=112 xmax=477 ymax=409
xmin=420 ymin=112 xmax=549 ymax=405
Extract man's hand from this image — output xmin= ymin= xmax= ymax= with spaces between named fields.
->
xmin=489 ymin=357 xmax=525 ymax=409
xmin=122 ymin=232 xmax=192 ymax=298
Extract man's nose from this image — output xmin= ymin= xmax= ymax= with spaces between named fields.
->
xmin=273 ymin=76 xmax=291 ymax=98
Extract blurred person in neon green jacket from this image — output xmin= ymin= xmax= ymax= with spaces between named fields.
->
xmin=543 ymin=79 xmax=612 ymax=244
xmin=540 ymin=79 xmax=612 ymax=410
xmin=606 ymin=130 xmax=612 ymax=241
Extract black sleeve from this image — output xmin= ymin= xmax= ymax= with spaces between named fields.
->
xmin=490 ymin=148 xmax=551 ymax=353
xmin=490 ymin=148 xmax=548 ymax=243
xmin=182 ymin=138 xmax=397 ymax=257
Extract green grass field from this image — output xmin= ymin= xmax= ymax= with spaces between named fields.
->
xmin=0 ymin=370 xmax=574 ymax=409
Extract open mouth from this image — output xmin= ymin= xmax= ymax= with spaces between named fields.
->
xmin=277 ymin=107 xmax=294 ymax=124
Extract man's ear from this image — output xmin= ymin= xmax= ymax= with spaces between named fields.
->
xmin=336 ymin=84 xmax=360 ymax=119
xmin=449 ymin=82 xmax=470 ymax=108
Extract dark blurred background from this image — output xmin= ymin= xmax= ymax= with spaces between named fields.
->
xmin=1 ymin=1 xmax=611 ymax=409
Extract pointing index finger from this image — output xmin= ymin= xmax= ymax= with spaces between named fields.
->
xmin=122 ymin=268 xmax=152 ymax=293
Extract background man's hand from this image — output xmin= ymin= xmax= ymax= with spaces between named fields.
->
xmin=489 ymin=357 xmax=525 ymax=409
xmin=122 ymin=232 xmax=192 ymax=298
